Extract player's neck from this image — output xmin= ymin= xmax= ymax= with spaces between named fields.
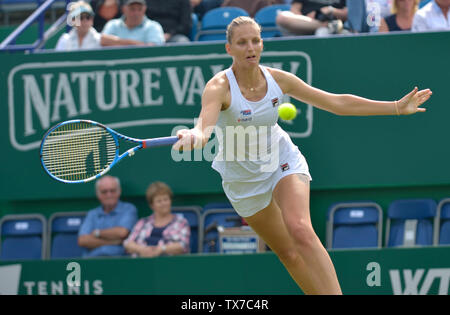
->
xmin=232 ymin=64 xmax=263 ymax=90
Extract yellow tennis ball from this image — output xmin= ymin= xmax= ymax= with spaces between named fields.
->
xmin=278 ymin=103 xmax=297 ymax=120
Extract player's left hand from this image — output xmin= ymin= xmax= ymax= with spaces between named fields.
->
xmin=397 ymin=87 xmax=432 ymax=115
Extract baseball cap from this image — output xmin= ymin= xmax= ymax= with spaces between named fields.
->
xmin=68 ymin=2 xmax=94 ymax=20
xmin=125 ymin=0 xmax=146 ymax=5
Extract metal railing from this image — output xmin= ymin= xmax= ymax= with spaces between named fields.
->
xmin=0 ymin=0 xmax=70 ymax=52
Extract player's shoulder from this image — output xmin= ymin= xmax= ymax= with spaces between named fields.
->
xmin=205 ymin=70 xmax=230 ymax=93
xmin=265 ymin=66 xmax=292 ymax=80
xmin=265 ymin=66 xmax=296 ymax=89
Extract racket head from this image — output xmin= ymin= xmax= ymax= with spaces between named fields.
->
xmin=40 ymin=120 xmax=119 ymax=184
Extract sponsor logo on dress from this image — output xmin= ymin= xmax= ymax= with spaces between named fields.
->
xmin=281 ymin=163 xmax=289 ymax=172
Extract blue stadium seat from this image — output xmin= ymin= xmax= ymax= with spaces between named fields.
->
xmin=190 ymin=13 xmax=199 ymax=41
xmin=48 ymin=212 xmax=86 ymax=259
xmin=386 ymin=199 xmax=437 ymax=247
xmin=254 ymin=4 xmax=290 ymax=38
xmin=202 ymin=202 xmax=233 ymax=212
xmin=326 ymin=201 xmax=383 ymax=249
xmin=0 ymin=214 xmax=47 ymax=260
xmin=196 ymin=7 xmax=249 ymax=41
xmin=172 ymin=206 xmax=202 ymax=253
xmin=200 ymin=208 xmax=241 ymax=253
xmin=434 ymin=198 xmax=450 ymax=245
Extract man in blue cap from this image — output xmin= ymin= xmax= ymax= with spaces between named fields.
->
xmin=101 ymin=0 xmax=166 ymax=46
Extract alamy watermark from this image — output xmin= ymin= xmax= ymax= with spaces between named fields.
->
xmin=170 ymin=119 xmax=281 ymax=173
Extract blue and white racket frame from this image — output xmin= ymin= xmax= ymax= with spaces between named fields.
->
xmin=40 ymin=119 xmax=179 ymax=184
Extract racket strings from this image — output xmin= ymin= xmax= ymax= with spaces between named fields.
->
xmin=41 ymin=122 xmax=117 ymax=181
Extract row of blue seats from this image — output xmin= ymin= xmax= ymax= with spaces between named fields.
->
xmin=0 ymin=202 xmax=240 ymax=261
xmin=192 ymin=5 xmax=290 ymax=42
xmin=327 ymin=198 xmax=450 ymax=250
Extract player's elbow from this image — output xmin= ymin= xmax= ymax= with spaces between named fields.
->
xmin=328 ymin=94 xmax=348 ymax=116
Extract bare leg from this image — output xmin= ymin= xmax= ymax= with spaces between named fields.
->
xmin=274 ymin=174 xmax=341 ymax=294
xmin=244 ymin=174 xmax=342 ymax=294
xmin=276 ymin=11 xmax=326 ymax=35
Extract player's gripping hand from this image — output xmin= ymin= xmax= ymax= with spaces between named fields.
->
xmin=172 ymin=128 xmax=202 ymax=151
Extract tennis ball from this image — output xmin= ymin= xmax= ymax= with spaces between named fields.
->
xmin=278 ymin=103 xmax=297 ymax=120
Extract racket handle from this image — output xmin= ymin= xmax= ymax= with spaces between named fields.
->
xmin=143 ymin=136 xmax=179 ymax=148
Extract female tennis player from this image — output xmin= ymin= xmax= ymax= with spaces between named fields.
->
xmin=173 ymin=16 xmax=432 ymax=295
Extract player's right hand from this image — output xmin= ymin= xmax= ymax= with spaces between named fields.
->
xmin=172 ymin=129 xmax=197 ymax=151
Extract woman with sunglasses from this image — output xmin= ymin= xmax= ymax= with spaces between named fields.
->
xmin=55 ymin=1 xmax=102 ymax=51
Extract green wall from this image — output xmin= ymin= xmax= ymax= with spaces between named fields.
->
xmin=1 ymin=246 xmax=450 ymax=295
xmin=1 ymin=31 xmax=450 ymax=244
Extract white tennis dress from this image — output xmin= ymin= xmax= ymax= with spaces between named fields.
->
xmin=211 ymin=65 xmax=312 ymax=217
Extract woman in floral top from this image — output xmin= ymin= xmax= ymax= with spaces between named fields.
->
xmin=124 ymin=182 xmax=190 ymax=257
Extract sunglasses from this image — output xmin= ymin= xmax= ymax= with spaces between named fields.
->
xmin=73 ymin=14 xmax=93 ymax=21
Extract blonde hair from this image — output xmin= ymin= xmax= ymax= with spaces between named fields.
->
xmin=226 ymin=16 xmax=261 ymax=44
xmin=145 ymin=181 xmax=173 ymax=205
xmin=391 ymin=0 xmax=420 ymax=14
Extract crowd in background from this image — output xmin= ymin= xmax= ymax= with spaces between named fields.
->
xmin=77 ymin=176 xmax=191 ymax=259
xmin=54 ymin=0 xmax=450 ymax=51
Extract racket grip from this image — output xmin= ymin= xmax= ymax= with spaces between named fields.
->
xmin=143 ymin=136 xmax=179 ymax=148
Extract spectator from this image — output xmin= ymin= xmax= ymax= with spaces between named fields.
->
xmin=78 ymin=176 xmax=138 ymax=258
xmin=145 ymin=0 xmax=192 ymax=43
xmin=412 ymin=0 xmax=450 ymax=31
xmin=55 ymin=1 xmax=102 ymax=51
xmin=124 ymin=182 xmax=191 ymax=257
xmin=191 ymin=0 xmax=223 ymax=20
xmin=221 ymin=0 xmax=285 ymax=18
xmin=276 ymin=0 xmax=348 ymax=36
xmin=90 ymin=0 xmax=123 ymax=32
xmin=379 ymin=0 xmax=419 ymax=32
xmin=101 ymin=0 xmax=165 ymax=46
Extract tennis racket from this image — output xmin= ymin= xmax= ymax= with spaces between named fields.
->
xmin=40 ymin=119 xmax=178 ymax=184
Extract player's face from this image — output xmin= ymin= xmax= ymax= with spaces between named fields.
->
xmin=226 ymin=24 xmax=263 ymax=66
xmin=150 ymin=193 xmax=172 ymax=216
xmin=96 ymin=178 xmax=121 ymax=210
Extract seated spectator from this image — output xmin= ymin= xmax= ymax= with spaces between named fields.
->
xmin=124 ymin=182 xmax=191 ymax=258
xmin=145 ymin=0 xmax=192 ymax=43
xmin=90 ymin=0 xmax=123 ymax=32
xmin=365 ymin=0 xmax=392 ymax=32
xmin=191 ymin=0 xmax=223 ymax=20
xmin=101 ymin=0 xmax=165 ymax=46
xmin=276 ymin=0 xmax=348 ymax=36
xmin=412 ymin=0 xmax=450 ymax=31
xmin=221 ymin=0 xmax=285 ymax=18
xmin=379 ymin=0 xmax=419 ymax=32
xmin=55 ymin=1 xmax=102 ymax=51
xmin=78 ymin=176 xmax=138 ymax=258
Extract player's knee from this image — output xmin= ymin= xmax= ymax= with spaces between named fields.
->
xmin=286 ymin=219 xmax=317 ymax=249
xmin=275 ymin=246 xmax=302 ymax=267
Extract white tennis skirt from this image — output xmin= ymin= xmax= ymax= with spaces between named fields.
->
xmin=221 ymin=146 xmax=312 ymax=218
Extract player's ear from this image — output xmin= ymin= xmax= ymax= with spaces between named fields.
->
xmin=225 ymin=42 xmax=231 ymax=55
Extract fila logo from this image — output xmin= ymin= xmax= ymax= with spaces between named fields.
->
xmin=271 ymin=97 xmax=279 ymax=107
xmin=281 ymin=163 xmax=289 ymax=172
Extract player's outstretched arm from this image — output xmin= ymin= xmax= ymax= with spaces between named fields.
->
xmin=271 ymin=68 xmax=432 ymax=116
